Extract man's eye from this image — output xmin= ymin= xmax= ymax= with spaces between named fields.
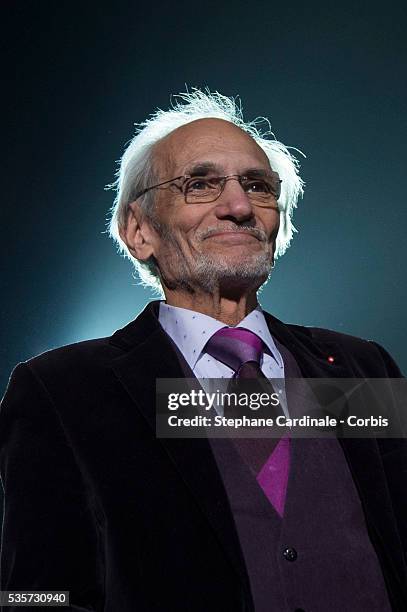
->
xmin=189 ymin=180 xmax=208 ymax=190
xmin=244 ymin=180 xmax=270 ymax=193
xmin=186 ymin=178 xmax=216 ymax=192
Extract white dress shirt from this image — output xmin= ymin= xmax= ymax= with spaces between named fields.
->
xmin=159 ymin=302 xmax=288 ymax=416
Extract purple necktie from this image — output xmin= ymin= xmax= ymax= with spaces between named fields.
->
xmin=205 ymin=327 xmax=290 ymax=517
xmin=204 ymin=326 xmax=275 ymax=382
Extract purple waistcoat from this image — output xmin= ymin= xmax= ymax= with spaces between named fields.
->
xmin=209 ymin=340 xmax=392 ymax=612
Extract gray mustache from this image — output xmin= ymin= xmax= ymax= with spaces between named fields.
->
xmin=197 ymin=226 xmax=268 ymax=241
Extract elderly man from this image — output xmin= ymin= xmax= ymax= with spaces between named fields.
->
xmin=1 ymin=90 xmax=406 ymax=612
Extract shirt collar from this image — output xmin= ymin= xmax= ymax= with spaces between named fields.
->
xmin=158 ymin=302 xmax=283 ymax=371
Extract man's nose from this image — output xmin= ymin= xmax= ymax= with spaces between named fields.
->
xmin=214 ymin=177 xmax=254 ymax=221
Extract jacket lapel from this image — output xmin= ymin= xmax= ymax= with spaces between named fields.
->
xmin=263 ymin=310 xmax=351 ymax=378
xmin=109 ymin=301 xmax=252 ymax=593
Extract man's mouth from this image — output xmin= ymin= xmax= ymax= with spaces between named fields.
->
xmin=204 ymin=232 xmax=260 ymax=244
xmin=200 ymin=227 xmax=266 ymax=242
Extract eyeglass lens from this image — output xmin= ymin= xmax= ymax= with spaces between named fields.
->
xmin=183 ymin=175 xmax=281 ymax=205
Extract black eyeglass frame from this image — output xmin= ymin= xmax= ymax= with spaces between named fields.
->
xmin=133 ymin=172 xmax=282 ymax=204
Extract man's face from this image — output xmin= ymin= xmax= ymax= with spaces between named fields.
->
xmin=142 ymin=118 xmax=280 ymax=293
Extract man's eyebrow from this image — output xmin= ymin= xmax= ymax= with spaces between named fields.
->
xmin=242 ymin=168 xmax=272 ymax=178
xmin=184 ymin=163 xmax=272 ymax=177
xmin=184 ymin=162 xmax=223 ymax=176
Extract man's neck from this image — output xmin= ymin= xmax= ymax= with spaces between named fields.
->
xmin=163 ymin=289 xmax=259 ymax=326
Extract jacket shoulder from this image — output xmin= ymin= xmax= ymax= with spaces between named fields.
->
xmin=7 ymin=335 xmax=124 ymax=394
xmin=292 ymin=323 xmax=371 ymax=346
xmin=1 ymin=334 xmax=129 ymax=423
xmin=283 ymin=322 xmax=403 ymax=377
xmin=28 ymin=335 xmax=119 ymax=368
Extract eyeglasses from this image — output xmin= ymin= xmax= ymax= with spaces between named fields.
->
xmin=134 ymin=172 xmax=282 ymax=207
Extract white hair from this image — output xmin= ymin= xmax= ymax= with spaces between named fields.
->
xmin=107 ymin=88 xmax=305 ymax=293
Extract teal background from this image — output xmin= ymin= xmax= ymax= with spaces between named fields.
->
xmin=2 ymin=1 xmax=406 ymax=394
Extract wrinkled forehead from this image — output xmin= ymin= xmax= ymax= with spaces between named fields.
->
xmin=152 ymin=118 xmax=271 ymax=176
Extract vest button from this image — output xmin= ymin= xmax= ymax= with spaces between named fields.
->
xmin=283 ymin=546 xmax=298 ymax=562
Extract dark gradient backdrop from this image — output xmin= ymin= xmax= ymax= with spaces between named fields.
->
xmin=2 ymin=1 xmax=406 ymax=395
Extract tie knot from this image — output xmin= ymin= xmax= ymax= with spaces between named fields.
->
xmin=205 ymin=327 xmax=264 ymax=373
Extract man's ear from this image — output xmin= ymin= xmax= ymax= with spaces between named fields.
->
xmin=119 ymin=202 xmax=156 ymax=261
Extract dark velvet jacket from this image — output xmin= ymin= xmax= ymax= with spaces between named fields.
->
xmin=1 ymin=301 xmax=406 ymax=611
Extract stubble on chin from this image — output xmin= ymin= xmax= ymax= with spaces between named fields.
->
xmin=162 ymin=237 xmax=274 ymax=293
xmin=149 ymin=215 xmax=275 ymax=292
xmin=191 ymin=250 xmax=273 ymax=292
